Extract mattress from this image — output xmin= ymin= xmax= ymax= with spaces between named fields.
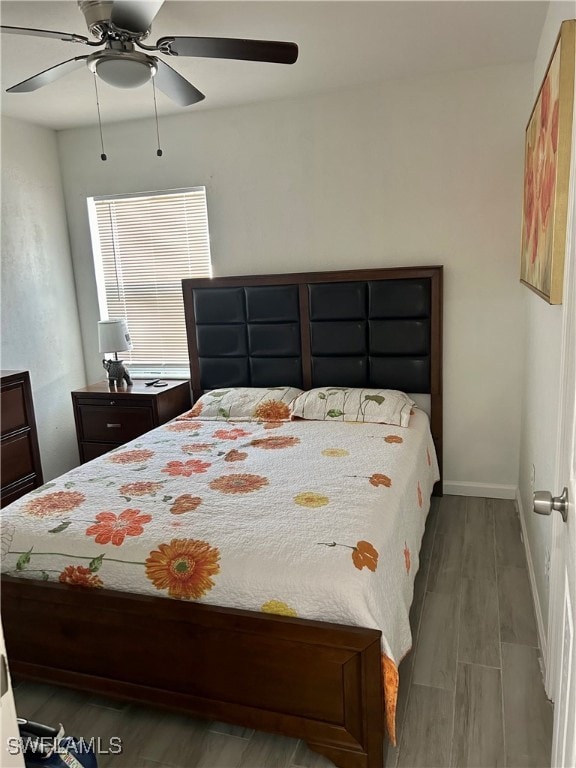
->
xmin=1 ymin=408 xmax=438 ymax=669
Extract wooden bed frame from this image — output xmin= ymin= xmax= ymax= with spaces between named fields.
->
xmin=2 ymin=266 xmax=443 ymax=768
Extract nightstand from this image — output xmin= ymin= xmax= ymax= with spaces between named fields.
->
xmin=72 ymin=380 xmax=192 ymax=463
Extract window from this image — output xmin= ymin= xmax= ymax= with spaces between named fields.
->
xmin=88 ymin=187 xmax=211 ymax=378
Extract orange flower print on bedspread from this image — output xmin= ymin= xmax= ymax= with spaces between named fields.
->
xmin=369 ymin=473 xmax=392 ymax=488
xmin=118 ymin=481 xmax=163 ymax=497
xmin=162 ymin=459 xmax=211 ymax=477
xmin=224 ymin=450 xmax=248 ymax=462
xmin=209 ymin=474 xmax=268 ymax=494
xmin=213 ymin=428 xmax=251 ymax=440
xmin=59 ymin=565 xmax=103 ymax=589
xmin=384 ymin=435 xmax=403 ymax=444
xmin=24 ymin=491 xmax=86 ymax=518
xmin=181 ymin=443 xmax=216 ymax=454
xmin=170 ymin=495 xmax=202 ymax=515
xmin=252 ymin=400 xmax=291 ymax=421
xmin=165 ymin=421 xmax=202 ymax=432
xmin=108 ymin=449 xmax=154 ymax=464
xmin=250 ymin=436 xmax=300 ymax=450
xmin=318 ymin=539 xmax=379 ymax=571
xmin=145 ymin=538 xmax=220 ymax=599
xmin=352 ymin=541 xmax=379 ymax=571
xmin=404 ymin=542 xmax=411 ymax=574
xmin=85 ymin=508 xmax=152 ymax=546
xmin=417 ymin=482 xmax=423 ymax=508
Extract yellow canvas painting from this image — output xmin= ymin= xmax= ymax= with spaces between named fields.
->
xmin=520 ymin=20 xmax=575 ymax=305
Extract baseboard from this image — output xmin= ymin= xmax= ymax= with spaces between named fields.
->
xmin=515 ymin=489 xmax=548 ymax=667
xmin=443 ymin=481 xmax=517 ymax=500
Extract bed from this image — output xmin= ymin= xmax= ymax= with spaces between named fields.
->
xmin=1 ymin=266 xmax=443 ymax=768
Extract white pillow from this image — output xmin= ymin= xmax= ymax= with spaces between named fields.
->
xmin=178 ymin=387 xmax=303 ymax=422
xmin=290 ymin=387 xmax=414 ymax=427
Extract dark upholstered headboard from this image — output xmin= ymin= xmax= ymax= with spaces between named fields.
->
xmin=182 ymin=266 xmax=443 ymax=490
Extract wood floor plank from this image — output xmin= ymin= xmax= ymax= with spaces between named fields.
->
xmin=498 ymin=566 xmax=538 ymax=646
xmin=13 ymin=681 xmax=67 ymax=720
xmin=420 ymin=496 xmax=440 ymax=567
xmin=458 ymin=578 xmax=500 ymax=667
xmin=502 ymin=643 xmax=553 ymax=768
xmin=105 ymin=705 xmax=179 ymax=767
xmin=427 ymin=495 xmax=466 ymax=594
xmin=290 ymin=740 xmax=334 ymax=767
xmin=451 ymin=663 xmax=504 ymax=768
xmin=238 ymin=731 xmax=299 ymax=767
xmin=194 ymin=731 xmax=251 ymax=768
xmin=436 ymin=494 xmax=467 ymax=535
xmin=462 ymin=498 xmax=496 ymax=582
xmin=427 ymin=527 xmax=464 ymax=595
xmin=17 ymin=685 xmax=88 ymax=731
xmin=412 ymin=590 xmax=459 ymax=690
xmin=67 ymin=704 xmax=128 ymax=768
xmin=136 ymin=710 xmax=211 ymax=768
xmin=396 ymin=649 xmax=416 ymax=742
xmin=210 ymin=721 xmax=255 ymax=740
xmin=491 ymin=500 xmax=526 ymax=568
xmin=397 ymin=684 xmax=453 ymax=768
xmin=409 ymin=556 xmax=429 ymax=639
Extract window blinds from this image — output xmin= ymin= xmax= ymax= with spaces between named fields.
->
xmin=89 ymin=188 xmax=211 ymax=377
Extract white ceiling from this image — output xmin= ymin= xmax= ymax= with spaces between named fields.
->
xmin=0 ymin=0 xmax=549 ymax=131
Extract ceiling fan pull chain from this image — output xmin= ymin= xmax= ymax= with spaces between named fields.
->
xmin=92 ymin=73 xmax=107 ymax=161
xmin=152 ymin=78 xmax=163 ymax=157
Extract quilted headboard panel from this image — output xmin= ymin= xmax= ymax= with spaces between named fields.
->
xmin=192 ymin=285 xmax=303 ymax=389
xmin=182 ymin=266 xmax=443 ymax=489
xmin=308 ymin=279 xmax=431 ymax=390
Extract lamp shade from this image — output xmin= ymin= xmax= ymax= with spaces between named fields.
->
xmin=98 ymin=319 xmax=132 ymax=354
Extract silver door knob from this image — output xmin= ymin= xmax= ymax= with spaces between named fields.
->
xmin=533 ymin=487 xmax=568 ymax=523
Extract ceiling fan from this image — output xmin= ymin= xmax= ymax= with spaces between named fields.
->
xmin=1 ymin=0 xmax=299 ymax=106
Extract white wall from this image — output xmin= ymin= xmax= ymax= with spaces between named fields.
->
xmin=517 ymin=2 xmax=575 ymax=652
xmin=1 ymin=117 xmax=86 ymax=480
xmin=57 ymin=60 xmax=533 ymax=494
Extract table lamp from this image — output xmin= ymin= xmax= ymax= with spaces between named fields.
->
xmin=98 ymin=319 xmax=133 ymax=386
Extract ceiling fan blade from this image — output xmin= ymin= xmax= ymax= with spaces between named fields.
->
xmin=6 ymin=57 xmax=89 ymax=93
xmin=111 ymin=0 xmax=165 ymax=34
xmin=153 ymin=58 xmax=204 ymax=106
xmin=0 ymin=25 xmax=91 ymax=45
xmin=156 ymin=36 xmax=298 ymax=65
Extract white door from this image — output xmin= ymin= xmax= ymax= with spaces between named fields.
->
xmin=0 ymin=621 xmax=25 ymax=768
xmin=544 ymin=109 xmax=576 ymax=768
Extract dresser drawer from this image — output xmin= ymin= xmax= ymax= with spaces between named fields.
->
xmin=1 ymin=431 xmax=35 ymax=487
xmin=79 ymin=406 xmax=154 ymax=443
xmin=1 ymin=383 xmax=27 ymax=435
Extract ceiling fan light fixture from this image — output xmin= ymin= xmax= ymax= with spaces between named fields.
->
xmin=95 ymin=56 xmax=155 ymax=87
xmin=87 ymin=49 xmax=157 ymax=88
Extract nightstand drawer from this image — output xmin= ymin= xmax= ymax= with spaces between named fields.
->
xmin=79 ymin=405 xmax=154 ymax=443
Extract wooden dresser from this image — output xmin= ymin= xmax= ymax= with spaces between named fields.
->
xmin=71 ymin=379 xmax=191 ymax=463
xmin=0 ymin=370 xmax=44 ymax=508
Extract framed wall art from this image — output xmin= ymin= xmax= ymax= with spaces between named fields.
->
xmin=520 ymin=19 xmax=575 ymax=305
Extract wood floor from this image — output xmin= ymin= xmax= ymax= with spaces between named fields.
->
xmin=12 ymin=496 xmax=552 ymax=768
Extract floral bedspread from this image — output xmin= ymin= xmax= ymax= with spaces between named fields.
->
xmin=1 ymin=409 xmax=438 ymax=738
